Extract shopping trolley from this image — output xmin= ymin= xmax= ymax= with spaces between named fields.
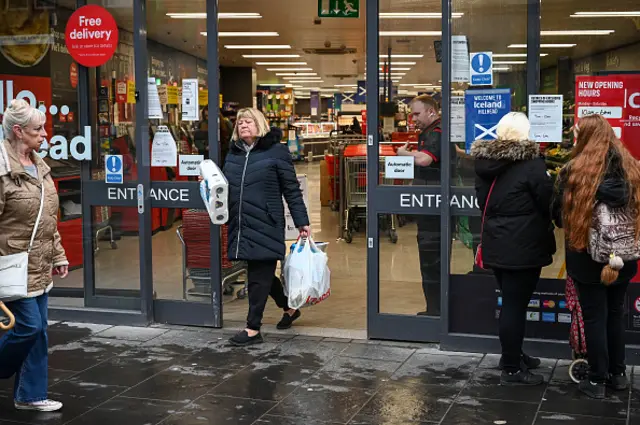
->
xmin=326 ymin=133 xmax=366 ymax=212
xmin=341 ymin=144 xmax=399 ymax=244
xmin=176 ymin=210 xmax=248 ymax=300
xmin=565 ymin=277 xmax=590 ymax=383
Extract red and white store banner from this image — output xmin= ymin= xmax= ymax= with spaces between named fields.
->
xmin=575 ymin=74 xmax=640 ymax=158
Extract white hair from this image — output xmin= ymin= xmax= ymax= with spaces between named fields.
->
xmin=496 ymin=112 xmax=531 ymax=142
xmin=2 ymin=99 xmax=46 ymax=141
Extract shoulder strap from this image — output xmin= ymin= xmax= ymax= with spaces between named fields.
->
xmin=479 ymin=178 xmax=497 ymax=240
xmin=28 ymin=184 xmax=45 ymax=253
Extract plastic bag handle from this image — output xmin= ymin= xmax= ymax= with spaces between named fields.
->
xmin=0 ymin=302 xmax=15 ymax=331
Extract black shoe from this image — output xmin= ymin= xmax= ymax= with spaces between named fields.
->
xmin=607 ymin=374 xmax=629 ymax=391
xmin=499 ymin=353 xmax=541 ymax=370
xmin=277 ymin=310 xmax=301 ymax=330
xmin=578 ymin=380 xmax=606 ymax=399
xmin=500 ymin=370 xmax=544 ymax=386
xmin=229 ymin=331 xmax=264 ymax=347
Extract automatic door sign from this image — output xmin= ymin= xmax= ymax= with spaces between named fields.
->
xmin=105 ymin=155 xmax=123 ymax=184
xmin=470 ymin=52 xmax=493 ymax=86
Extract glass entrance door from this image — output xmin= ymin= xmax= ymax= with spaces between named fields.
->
xmin=365 ymin=0 xmax=446 ymax=342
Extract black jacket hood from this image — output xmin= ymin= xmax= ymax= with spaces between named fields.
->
xmin=596 ymin=149 xmax=630 ymax=208
xmin=471 ymin=138 xmax=540 ymax=180
xmin=231 ymin=127 xmax=282 ymax=153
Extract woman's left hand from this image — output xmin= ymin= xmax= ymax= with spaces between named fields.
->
xmin=55 ymin=265 xmax=69 ymax=279
xmin=299 ymin=225 xmax=310 ymax=238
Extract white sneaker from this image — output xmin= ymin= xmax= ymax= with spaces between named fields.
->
xmin=14 ymin=399 xmax=63 ymax=412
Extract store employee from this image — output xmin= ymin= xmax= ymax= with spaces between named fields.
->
xmin=397 ymin=94 xmax=450 ymax=316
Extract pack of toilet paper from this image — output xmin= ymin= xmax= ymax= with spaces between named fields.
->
xmin=199 ymin=159 xmax=229 ymax=225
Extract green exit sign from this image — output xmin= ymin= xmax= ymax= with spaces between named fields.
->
xmin=318 ymin=0 xmax=360 ymax=18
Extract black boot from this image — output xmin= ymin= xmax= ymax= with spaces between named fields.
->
xmin=607 ymin=373 xmax=629 ymax=391
xmin=578 ymin=380 xmax=606 ymax=399
xmin=500 ymin=369 xmax=544 ymax=386
xmin=499 ymin=353 xmax=541 ymax=370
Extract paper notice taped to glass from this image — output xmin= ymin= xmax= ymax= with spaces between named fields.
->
xmin=528 ymin=94 xmax=563 ymax=143
xmin=451 ymin=96 xmax=465 ymax=143
xmin=452 ymin=35 xmax=470 ymax=83
xmin=182 ymin=79 xmax=199 ymax=121
xmin=151 ymin=125 xmax=177 ymax=167
xmin=148 ymin=78 xmax=163 ymax=119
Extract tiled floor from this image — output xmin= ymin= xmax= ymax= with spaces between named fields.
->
xmin=1 ymin=322 xmax=639 ymax=425
xmin=49 ymin=161 xmax=569 ymax=330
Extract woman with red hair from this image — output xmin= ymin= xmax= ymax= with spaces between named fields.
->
xmin=553 ymin=114 xmax=640 ymax=398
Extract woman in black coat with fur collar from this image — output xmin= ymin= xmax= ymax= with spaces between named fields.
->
xmin=223 ymin=108 xmax=310 ymax=346
xmin=472 ymin=112 xmax=556 ymax=386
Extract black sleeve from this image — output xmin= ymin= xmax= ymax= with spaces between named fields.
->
xmin=526 ymin=158 xmax=554 ymax=220
xmin=420 ymin=130 xmax=442 ymax=163
xmin=551 ymin=168 xmax=567 ymax=228
xmin=275 ymin=145 xmax=310 ymax=228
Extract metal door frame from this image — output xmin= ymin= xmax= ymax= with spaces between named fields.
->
xmin=72 ymin=0 xmax=223 ymax=327
xmin=364 ymin=0 xmax=450 ymax=342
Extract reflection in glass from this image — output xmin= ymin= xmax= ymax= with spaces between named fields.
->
xmin=380 ymin=214 xmax=441 ymax=317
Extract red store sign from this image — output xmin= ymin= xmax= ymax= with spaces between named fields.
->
xmin=65 ymin=5 xmax=118 ymax=68
xmin=575 ymin=74 xmax=640 ymax=158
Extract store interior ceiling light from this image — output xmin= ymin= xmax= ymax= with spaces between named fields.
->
xmin=224 ymin=45 xmax=291 ymax=49
xmin=493 ymin=67 xmax=511 ymax=71
xmin=334 ymin=85 xmax=358 ymax=87
xmin=289 ymin=80 xmax=324 ymax=83
xmin=509 ymin=43 xmax=576 ymax=48
xmin=287 ymin=77 xmax=322 ymax=80
xmin=202 ymin=32 xmax=279 ymax=37
xmin=380 ymin=31 xmax=442 ymax=36
xmin=541 ymin=30 xmax=614 ymax=36
xmin=277 ymin=72 xmax=317 ymax=76
xmin=379 ymin=54 xmax=424 ymax=58
xmin=243 ymin=54 xmax=301 ymax=58
xmin=381 ymin=62 xmax=417 ymax=65
xmin=494 ymin=60 xmax=526 ymax=64
xmin=380 ymin=67 xmax=411 ymax=71
xmin=267 ymin=68 xmax=313 ymax=71
xmin=255 ymin=62 xmax=307 ymax=65
xmin=571 ymin=11 xmax=640 ymax=17
xmin=259 ymin=83 xmax=285 ymax=87
xmin=493 ymin=53 xmax=548 ymax=57
xmin=379 ymin=12 xmax=463 ymax=18
xmin=167 ymin=12 xmax=262 ymax=19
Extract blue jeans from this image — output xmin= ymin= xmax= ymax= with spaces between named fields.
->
xmin=0 ymin=294 xmax=48 ymax=403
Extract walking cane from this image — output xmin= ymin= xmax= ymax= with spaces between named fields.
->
xmin=0 ymin=301 xmax=15 ymax=331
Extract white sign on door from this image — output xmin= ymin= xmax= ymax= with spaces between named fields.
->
xmin=182 ymin=79 xmax=199 ymax=121
xmin=151 ymin=126 xmax=177 ymax=167
xmin=178 ymin=155 xmax=205 ymax=176
xmin=384 ymin=156 xmax=415 ymax=179
xmin=528 ymin=94 xmax=563 ymax=143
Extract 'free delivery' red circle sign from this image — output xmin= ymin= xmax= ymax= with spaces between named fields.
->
xmin=65 ymin=5 xmax=118 ymax=67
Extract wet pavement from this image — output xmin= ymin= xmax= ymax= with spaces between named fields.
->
xmin=0 ymin=322 xmax=639 ymax=424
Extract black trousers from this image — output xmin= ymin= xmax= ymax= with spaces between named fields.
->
xmin=246 ymin=260 xmax=290 ymax=331
xmin=494 ymin=267 xmax=542 ymax=373
xmin=576 ymin=280 xmax=629 ymax=383
xmin=417 ymin=216 xmax=441 ymax=315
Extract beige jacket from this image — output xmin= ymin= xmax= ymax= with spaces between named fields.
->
xmin=0 ymin=140 xmax=68 ymax=298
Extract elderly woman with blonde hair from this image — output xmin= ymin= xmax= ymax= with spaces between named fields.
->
xmin=0 ymin=99 xmax=69 ymax=411
xmin=471 ymin=112 xmax=556 ymax=386
xmin=222 ymin=108 xmax=310 ymax=346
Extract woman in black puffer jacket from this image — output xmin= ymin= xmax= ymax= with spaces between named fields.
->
xmin=223 ymin=108 xmax=310 ymax=346
xmin=472 ymin=112 xmax=556 ymax=386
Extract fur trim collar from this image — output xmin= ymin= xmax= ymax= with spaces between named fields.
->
xmin=232 ymin=127 xmax=283 ymax=153
xmin=470 ymin=139 xmax=540 ymax=162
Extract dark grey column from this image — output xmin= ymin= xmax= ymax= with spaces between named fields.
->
xmin=207 ymin=0 xmax=223 ymax=327
xmin=133 ymin=0 xmax=153 ymax=322
xmin=220 ymin=67 xmax=254 ymax=108
xmin=527 ymin=0 xmax=541 ymax=97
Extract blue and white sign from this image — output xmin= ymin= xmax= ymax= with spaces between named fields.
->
xmin=464 ymin=89 xmax=511 ymax=152
xmin=105 ymin=155 xmax=123 ymax=184
xmin=470 ymin=52 xmax=493 ymax=86
xmin=356 ymin=80 xmax=366 ymax=104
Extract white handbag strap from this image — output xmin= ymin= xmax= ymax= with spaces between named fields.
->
xmin=28 ymin=184 xmax=45 ymax=254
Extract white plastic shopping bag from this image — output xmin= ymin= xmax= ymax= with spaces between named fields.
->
xmin=282 ymin=238 xmax=331 ymax=309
